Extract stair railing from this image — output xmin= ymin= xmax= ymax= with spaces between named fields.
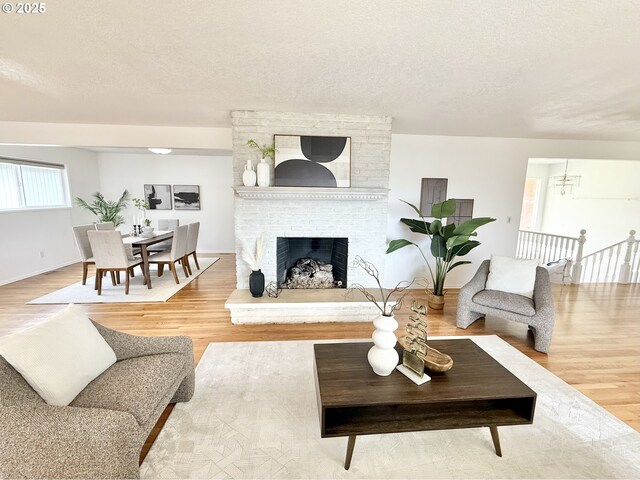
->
xmin=518 ymin=229 xmax=638 ymax=284
xmin=516 ymin=229 xmax=584 ymax=266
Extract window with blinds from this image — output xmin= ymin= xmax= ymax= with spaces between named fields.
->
xmin=0 ymin=158 xmax=70 ymax=211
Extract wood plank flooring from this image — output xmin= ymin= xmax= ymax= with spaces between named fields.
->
xmin=1 ymin=253 xmax=638 ymax=463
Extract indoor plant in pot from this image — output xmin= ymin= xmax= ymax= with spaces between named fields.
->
xmin=142 ymin=218 xmax=154 ymax=236
xmin=241 ymin=233 xmax=266 ymax=297
xmin=247 ymin=139 xmax=276 ymax=187
xmin=75 ymin=190 xmax=130 ymax=227
xmin=350 ymin=256 xmax=411 ymax=376
xmin=387 ymin=198 xmax=495 ymax=310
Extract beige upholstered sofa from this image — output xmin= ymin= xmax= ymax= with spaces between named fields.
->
xmin=0 ymin=321 xmax=195 ymax=479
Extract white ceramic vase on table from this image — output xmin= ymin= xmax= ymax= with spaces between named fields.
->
xmin=367 ymin=313 xmax=399 ymax=376
xmin=242 ymin=160 xmax=257 ymax=187
xmin=256 ymin=158 xmax=270 ymax=187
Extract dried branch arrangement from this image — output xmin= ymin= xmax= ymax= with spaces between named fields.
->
xmin=241 ymin=233 xmax=266 ymax=271
xmin=349 ymin=255 xmax=412 ymax=316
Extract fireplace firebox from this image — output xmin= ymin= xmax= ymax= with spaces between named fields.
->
xmin=276 ymin=237 xmax=348 ymax=288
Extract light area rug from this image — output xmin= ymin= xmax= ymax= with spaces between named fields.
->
xmin=28 ymin=257 xmax=219 ymax=304
xmin=141 ymin=336 xmax=640 ymax=479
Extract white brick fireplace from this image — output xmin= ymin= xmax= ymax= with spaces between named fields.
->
xmin=227 ymin=111 xmax=392 ymax=324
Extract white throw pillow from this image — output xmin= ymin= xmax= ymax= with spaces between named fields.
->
xmin=0 ymin=303 xmax=116 ymax=406
xmin=486 ymin=255 xmax=540 ymax=299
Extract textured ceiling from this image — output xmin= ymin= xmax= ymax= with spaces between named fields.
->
xmin=1 ymin=1 xmax=640 ymax=140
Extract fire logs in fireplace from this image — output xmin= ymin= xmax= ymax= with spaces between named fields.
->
xmin=283 ymin=257 xmax=341 ymax=289
xmin=277 ymin=237 xmax=348 ymax=289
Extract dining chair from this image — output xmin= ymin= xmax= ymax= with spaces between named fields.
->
xmin=148 ymin=219 xmax=179 ymax=253
xmin=87 ymin=230 xmax=146 ymax=295
xmin=72 ymin=224 xmax=96 ymax=285
xmin=148 ymin=225 xmax=189 ymax=284
xmin=95 ymin=221 xmax=115 ymax=230
xmin=184 ymin=222 xmax=200 ymax=275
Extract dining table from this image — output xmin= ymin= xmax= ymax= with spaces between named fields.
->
xmin=123 ymin=230 xmax=173 ymax=289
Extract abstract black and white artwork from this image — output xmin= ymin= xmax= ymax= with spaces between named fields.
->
xmin=274 ymin=135 xmax=351 ymax=188
xmin=144 ymin=184 xmax=172 ymax=210
xmin=174 ymin=185 xmax=200 ymax=210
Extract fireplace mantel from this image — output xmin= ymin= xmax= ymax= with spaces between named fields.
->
xmin=233 ymin=186 xmax=388 ymax=201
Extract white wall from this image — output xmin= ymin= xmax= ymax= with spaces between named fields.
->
xmin=0 ymin=145 xmax=100 ymax=285
xmin=97 ymin=153 xmax=235 ymax=252
xmin=385 ymin=135 xmax=640 ymax=288
xmin=538 ymin=159 xmax=640 ymax=253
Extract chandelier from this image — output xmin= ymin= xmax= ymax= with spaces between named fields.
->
xmin=549 ymin=160 xmax=581 ymax=196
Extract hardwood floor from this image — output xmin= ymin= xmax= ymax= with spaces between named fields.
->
xmin=1 ymin=253 xmax=639 ymax=462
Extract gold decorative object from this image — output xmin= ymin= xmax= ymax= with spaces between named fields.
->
xmin=403 ymin=301 xmax=454 ymax=373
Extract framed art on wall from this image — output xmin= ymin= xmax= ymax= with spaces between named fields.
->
xmin=144 ymin=184 xmax=172 ymax=210
xmin=274 ymin=135 xmax=351 ymax=187
xmin=447 ymin=199 xmax=474 ymax=225
xmin=420 ymin=178 xmax=448 ymax=215
xmin=174 ymin=185 xmax=200 ymax=210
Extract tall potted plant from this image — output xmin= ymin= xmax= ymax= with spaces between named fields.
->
xmin=387 ymin=199 xmax=495 ymax=310
xmin=75 ymin=190 xmax=130 ymax=227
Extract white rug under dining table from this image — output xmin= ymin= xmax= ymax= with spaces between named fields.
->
xmin=141 ymin=335 xmax=640 ymax=479
xmin=28 ymin=257 xmax=218 ymax=304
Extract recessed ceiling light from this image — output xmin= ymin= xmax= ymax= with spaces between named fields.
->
xmin=148 ymin=147 xmax=172 ymax=154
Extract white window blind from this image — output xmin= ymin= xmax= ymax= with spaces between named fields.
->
xmin=0 ymin=158 xmax=69 ymax=211
xmin=0 ymin=162 xmax=22 ymax=209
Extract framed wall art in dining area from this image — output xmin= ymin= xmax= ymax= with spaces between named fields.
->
xmin=144 ymin=184 xmax=172 ymax=210
xmin=274 ymin=134 xmax=351 ymax=188
xmin=174 ymin=185 xmax=200 ymax=210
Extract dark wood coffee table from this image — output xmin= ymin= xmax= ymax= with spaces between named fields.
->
xmin=313 ymin=339 xmax=536 ymax=470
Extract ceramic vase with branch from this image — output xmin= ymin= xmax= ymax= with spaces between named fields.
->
xmin=350 ymin=256 xmax=412 ymax=376
xmin=387 ymin=198 xmax=495 ymax=310
xmin=241 ymin=233 xmax=266 ymax=297
xmin=247 ymin=139 xmax=277 ymax=187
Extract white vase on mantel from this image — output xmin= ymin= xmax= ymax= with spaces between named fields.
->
xmin=256 ymin=158 xmax=270 ymax=187
xmin=242 ymin=160 xmax=257 ymax=187
xmin=367 ymin=313 xmax=399 ymax=376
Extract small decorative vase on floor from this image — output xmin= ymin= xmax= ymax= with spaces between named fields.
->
xmin=243 ymin=160 xmax=257 ymax=187
xmin=256 ymin=158 xmax=270 ymax=187
xmin=249 ymin=270 xmax=265 ymax=297
xmin=367 ymin=314 xmax=399 ymax=376
xmin=428 ymin=293 xmax=445 ymax=310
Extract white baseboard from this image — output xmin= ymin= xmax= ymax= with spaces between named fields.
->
xmin=0 ymin=258 xmax=81 ymax=287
